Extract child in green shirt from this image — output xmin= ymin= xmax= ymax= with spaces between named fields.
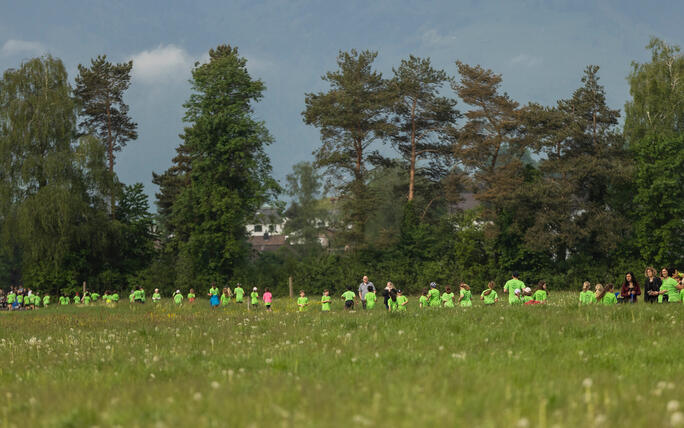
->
xmin=480 ymin=281 xmax=498 ymax=305
xmin=321 ymin=290 xmax=331 ymax=312
xmin=129 ymin=290 xmax=135 ymax=303
xmin=250 ymin=287 xmax=259 ymax=307
xmin=42 ymin=295 xmax=50 ymax=307
xmin=234 ymin=284 xmax=244 ymax=303
xmin=396 ymin=290 xmax=408 ymax=312
xmin=365 ymin=286 xmax=377 ymax=310
xmin=458 ymin=283 xmax=472 ymax=307
xmin=187 ymin=289 xmax=196 ymax=303
xmin=173 ymin=290 xmax=183 ymax=305
xmin=90 ymin=292 xmax=100 ymax=302
xmin=522 ymin=287 xmax=533 ymax=303
xmin=579 ymin=281 xmax=596 ymax=305
xmin=152 ymin=289 xmax=161 ymax=303
xmin=59 ymin=295 xmax=69 ymax=305
xmin=441 ymin=286 xmax=455 ymax=308
xmin=220 ymin=288 xmax=231 ymax=306
xmin=596 ymin=283 xmax=617 ymax=305
xmin=83 ymin=293 xmax=91 ymax=305
xmin=342 ymin=287 xmax=356 ymax=310
xmin=427 ymin=283 xmax=440 ymax=307
xmin=419 ymin=288 xmax=428 ymax=308
xmin=388 ymin=289 xmax=399 ymax=312
xmin=297 ymin=290 xmax=309 ymax=312
xmin=532 ymin=281 xmax=548 ymax=302
xmin=74 ymin=294 xmax=81 ymax=305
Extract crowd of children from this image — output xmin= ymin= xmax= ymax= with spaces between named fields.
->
xmin=2 ymin=267 xmax=682 ymax=312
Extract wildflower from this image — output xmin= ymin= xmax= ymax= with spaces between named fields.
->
xmin=668 ymin=401 xmax=680 ymax=413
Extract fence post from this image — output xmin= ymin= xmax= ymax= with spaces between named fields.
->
xmin=288 ymin=276 xmax=293 ymax=298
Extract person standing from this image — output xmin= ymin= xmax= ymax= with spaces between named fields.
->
xmin=427 ymin=282 xmax=440 ymax=307
xmin=658 ymin=268 xmax=681 ymax=303
xmin=358 ymin=276 xmax=374 ymax=309
xmin=643 ymin=267 xmax=661 ymax=303
xmin=382 ymin=282 xmax=395 ymax=310
xmin=620 ymin=272 xmax=641 ymax=303
xmin=503 ymin=272 xmax=525 ymax=305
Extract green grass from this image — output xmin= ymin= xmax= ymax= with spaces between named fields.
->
xmin=1 ymin=293 xmax=683 ymax=427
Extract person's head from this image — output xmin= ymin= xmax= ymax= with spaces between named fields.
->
xmin=595 ymin=283 xmax=604 ymax=294
xmin=397 ymin=289 xmax=403 ymax=296
xmin=389 ymin=288 xmax=397 ymax=300
xmin=512 ymin=271 xmax=519 ymax=279
xmin=253 ymin=287 xmax=258 ymax=292
xmin=387 ymin=281 xmax=394 ymax=289
xmin=661 ymin=267 xmax=669 ymax=278
xmin=323 ymin=289 xmax=329 ymax=296
xmin=223 ymin=287 xmax=229 ymax=294
xmin=606 ymin=283 xmax=614 ymax=292
xmin=487 ymin=281 xmax=495 ymax=290
xmin=176 ymin=289 xmax=180 ymax=294
xmin=582 ymin=281 xmax=590 ymax=291
xmin=265 ymin=288 xmax=270 ymax=293
xmin=367 ymin=285 xmax=374 ymax=293
xmin=236 ymin=283 xmax=242 ymax=288
xmin=430 ymin=282 xmax=437 ymax=289
xmin=211 ymin=282 xmax=216 ymax=287
xmin=154 ymin=288 xmax=159 ymax=293
xmin=347 ymin=285 xmax=353 ymax=291
xmin=362 ymin=275 xmax=369 ymax=283
xmin=625 ymin=272 xmax=634 ymax=283
xmin=645 ymin=267 xmax=656 ymax=278
xmin=299 ymin=290 xmax=305 ymax=297
xmin=460 ymin=283 xmax=470 ymax=291
xmin=445 ymin=286 xmax=451 ymax=293
xmin=421 ymin=288 xmax=427 ymax=296
xmin=536 ymin=280 xmax=547 ymax=291
xmin=190 ymin=288 xmax=194 ymax=293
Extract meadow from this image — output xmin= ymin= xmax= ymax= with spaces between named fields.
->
xmin=1 ymin=293 xmax=683 ymax=428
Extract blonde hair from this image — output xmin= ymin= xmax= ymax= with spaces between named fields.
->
xmin=595 ymin=284 xmax=605 ymax=301
xmin=460 ymin=282 xmax=470 ymax=291
xmin=645 ymin=267 xmax=656 ymax=277
xmin=582 ymin=281 xmax=591 ymax=291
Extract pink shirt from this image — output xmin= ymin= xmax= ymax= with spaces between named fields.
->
xmin=263 ymin=292 xmax=272 ymax=304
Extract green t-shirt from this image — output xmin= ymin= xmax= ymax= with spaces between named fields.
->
xmin=601 ymin=293 xmax=618 ymax=305
xmin=112 ymin=293 xmax=119 ymax=302
xmin=17 ymin=295 xmax=23 ymax=304
xmin=74 ymin=296 xmax=81 ymax=304
xmin=42 ymin=295 xmax=50 ymax=306
xmin=481 ymin=289 xmax=498 ymax=305
xmin=59 ymin=296 xmax=69 ymax=305
xmin=419 ymin=295 xmax=428 ymax=307
xmin=365 ymin=292 xmax=377 ymax=309
xmin=459 ymin=289 xmax=472 ymax=307
xmin=90 ymin=293 xmax=99 ymax=301
xmin=129 ymin=293 xmax=135 ymax=302
xmin=7 ymin=293 xmax=16 ymax=304
xmin=83 ymin=296 xmax=91 ymax=305
xmin=579 ymin=290 xmax=596 ymax=305
xmin=660 ymin=278 xmax=681 ymax=303
xmin=297 ymin=296 xmax=309 ymax=311
xmin=504 ymin=278 xmax=525 ymax=304
xmin=250 ymin=291 xmax=259 ymax=304
xmin=173 ymin=293 xmax=183 ymax=304
xmin=522 ymin=295 xmax=533 ymax=303
xmin=234 ymin=287 xmax=244 ymax=302
xmin=220 ymin=294 xmax=230 ymax=305
xmin=342 ymin=290 xmax=355 ymax=301
xmin=152 ymin=293 xmax=161 ymax=302
xmin=428 ymin=288 xmax=440 ymax=307
xmin=532 ymin=290 xmax=547 ymax=301
xmin=133 ymin=290 xmax=143 ymax=301
xmin=389 ymin=298 xmax=399 ymax=311
xmin=441 ymin=292 xmax=455 ymax=308
xmin=396 ymin=295 xmax=408 ymax=311
xmin=209 ymin=287 xmax=219 ymax=296
xmin=187 ymin=293 xmax=196 ymax=300
xmin=510 ymin=295 xmax=523 ymax=304
xmin=321 ymin=295 xmax=331 ymax=311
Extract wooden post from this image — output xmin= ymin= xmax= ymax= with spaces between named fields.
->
xmin=288 ymin=276 xmax=293 ymax=298
xmin=82 ymin=281 xmax=86 ymax=296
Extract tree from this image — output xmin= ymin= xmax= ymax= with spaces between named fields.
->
xmin=74 ymin=55 xmax=137 ymax=216
xmin=283 ymin=162 xmax=326 ymax=247
xmin=303 ymin=49 xmax=393 ymax=244
xmin=389 ymin=55 xmax=459 ymax=202
xmin=170 ymin=45 xmax=279 ymax=286
xmin=452 ymin=62 xmax=526 ymax=212
xmin=625 ymin=38 xmax=684 ymax=266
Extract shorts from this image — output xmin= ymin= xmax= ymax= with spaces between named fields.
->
xmin=344 ymin=300 xmax=354 ymax=309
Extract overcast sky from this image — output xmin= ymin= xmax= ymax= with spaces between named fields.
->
xmin=1 ymin=0 xmax=682 ymax=205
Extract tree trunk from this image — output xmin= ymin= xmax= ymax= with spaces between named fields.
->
xmin=107 ymin=102 xmax=115 ymax=218
xmin=408 ymin=99 xmax=417 ymax=201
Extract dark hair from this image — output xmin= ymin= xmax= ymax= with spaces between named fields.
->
xmin=512 ymin=271 xmax=519 ymax=278
xmin=421 ymin=288 xmax=427 ymax=296
xmin=367 ymin=285 xmax=374 ymax=292
xmin=533 ymin=280 xmax=548 ymax=295
xmin=445 ymin=286 xmax=451 ymax=293
xmin=347 ymin=286 xmax=353 ymax=291
xmin=389 ymin=288 xmax=398 ymax=302
xmin=622 ymin=272 xmax=639 ymax=289
xmin=265 ymin=288 xmax=270 ymax=292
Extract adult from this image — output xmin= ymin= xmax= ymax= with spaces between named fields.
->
xmin=382 ymin=282 xmax=394 ymax=310
xmin=643 ymin=267 xmax=661 ymax=303
xmin=503 ymin=272 xmax=525 ymax=305
xmin=619 ymin=272 xmax=641 ymax=303
xmin=358 ymin=276 xmax=374 ymax=310
xmin=658 ymin=267 xmax=681 ymax=303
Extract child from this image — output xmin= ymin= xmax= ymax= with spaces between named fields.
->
xmin=173 ymin=290 xmax=183 ymax=305
xmin=128 ymin=290 xmax=135 ymax=303
xmin=601 ymin=283 xmax=618 ymax=305
xmin=321 ymin=290 xmax=331 ymax=312
xmin=522 ymin=287 xmax=533 ymax=304
xmin=441 ymin=286 xmax=456 ymax=308
xmin=365 ymin=285 xmax=377 ymax=310
xmin=7 ymin=290 xmax=16 ymax=311
xmin=133 ymin=287 xmax=144 ymax=304
xmin=297 ymin=290 xmax=309 ymax=312
xmin=511 ymin=288 xmax=523 ymax=304
xmin=532 ymin=281 xmax=548 ymax=302
xmin=234 ymin=284 xmax=244 ymax=303
xmin=33 ymin=293 xmax=41 ymax=308
xmin=60 ymin=295 xmax=69 ymax=305
xmin=419 ymin=288 xmax=428 ymax=309
xmin=221 ymin=288 xmax=231 ymax=306
xmin=17 ymin=292 xmax=24 ymax=308
xmin=342 ymin=286 xmax=355 ymax=310
xmin=480 ymin=281 xmax=498 ymax=305
xmin=152 ymin=289 xmax=161 ymax=303
xmin=188 ymin=289 xmax=196 ymax=303
xmin=111 ymin=291 xmax=119 ymax=303
xmin=73 ymin=293 xmax=81 ymax=305
xmin=250 ymin=287 xmax=259 ymax=308
xmin=263 ymin=288 xmax=273 ymax=311
xmin=388 ymin=288 xmax=398 ymax=312
xmin=90 ymin=292 xmax=100 ymax=303
xmin=458 ymin=283 xmax=472 ymax=308
xmin=42 ymin=294 xmax=50 ymax=308
xmin=427 ymin=282 xmax=440 ymax=307
xmin=396 ymin=289 xmax=408 ymax=312
xmin=83 ymin=292 xmax=91 ymax=306
xmin=579 ymin=281 xmax=596 ymax=305
xmin=208 ymin=283 xmax=220 ymax=308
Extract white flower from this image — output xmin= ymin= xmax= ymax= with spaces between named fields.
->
xmin=516 ymin=418 xmax=530 ymax=428
xmin=193 ymin=392 xmax=202 ymax=401
xmin=671 ymin=412 xmax=684 ymax=426
xmin=210 ymin=381 xmax=220 ymax=389
xmin=668 ymin=400 xmax=680 ymax=412
xmin=582 ymin=378 xmax=593 ymax=388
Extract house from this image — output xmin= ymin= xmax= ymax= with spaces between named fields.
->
xmin=246 ymin=207 xmax=288 ymax=252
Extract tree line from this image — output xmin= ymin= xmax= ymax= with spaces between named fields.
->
xmin=0 ymin=39 xmax=681 ymax=296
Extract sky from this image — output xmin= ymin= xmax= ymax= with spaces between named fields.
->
xmin=1 ymin=0 xmax=682 ymax=206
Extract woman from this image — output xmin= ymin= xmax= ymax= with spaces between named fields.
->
xmin=643 ymin=267 xmax=661 ymax=303
xmin=620 ymin=272 xmax=641 ymax=303
xmin=382 ymin=282 xmax=394 ymax=310
xmin=658 ymin=267 xmax=681 ymax=303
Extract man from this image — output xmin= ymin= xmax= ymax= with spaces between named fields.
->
xmin=503 ymin=272 xmax=526 ymax=305
xmin=358 ymin=276 xmax=374 ymax=309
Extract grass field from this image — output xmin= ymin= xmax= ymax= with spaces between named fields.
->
xmin=1 ymin=292 xmax=683 ymax=428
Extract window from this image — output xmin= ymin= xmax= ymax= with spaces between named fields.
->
xmin=268 ymin=224 xmax=275 ymax=233
xmin=253 ymin=225 xmax=263 ymax=232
